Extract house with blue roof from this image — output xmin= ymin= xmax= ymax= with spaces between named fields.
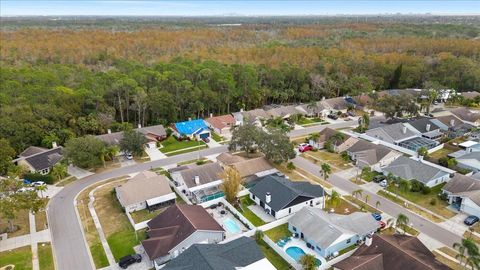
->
xmin=173 ymin=119 xmax=211 ymax=140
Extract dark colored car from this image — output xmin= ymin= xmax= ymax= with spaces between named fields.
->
xmin=372 ymin=213 xmax=382 ymax=221
xmin=118 ymin=254 xmax=142 ymax=269
xmin=373 ymin=175 xmax=386 ymax=183
xmin=327 ymin=114 xmax=338 ymax=120
xmin=347 ymin=111 xmax=356 ymax=117
xmin=464 ymin=215 xmax=479 ymax=226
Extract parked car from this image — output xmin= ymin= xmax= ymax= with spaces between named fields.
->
xmin=298 ymin=143 xmax=313 ymax=153
xmin=371 ymin=213 xmax=382 ymax=221
xmin=347 ymin=111 xmax=356 ymax=117
xmin=202 ymin=137 xmax=210 ymax=143
xmin=327 ymin=114 xmax=338 ymax=120
xmin=379 ymin=179 xmax=388 ymax=188
xmin=379 ymin=221 xmax=386 ymax=230
xmin=118 ymin=254 xmax=142 ymax=269
xmin=464 ymin=215 xmax=479 ymax=226
xmin=32 ymin=181 xmax=46 ymax=187
xmin=373 ymin=175 xmax=386 ymax=183
xmin=18 ymin=187 xmax=35 ymax=193
xmin=424 ymin=113 xmax=434 ymax=117
xmin=125 ymin=153 xmax=133 ymax=160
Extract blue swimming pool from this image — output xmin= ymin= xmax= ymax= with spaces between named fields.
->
xmin=285 ymin=246 xmax=321 ymax=265
xmin=223 ymin=218 xmax=241 ymax=234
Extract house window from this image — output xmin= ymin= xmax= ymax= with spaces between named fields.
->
xmin=292 ymin=226 xmax=297 ymax=232
xmin=316 ymin=246 xmax=322 ymax=251
xmin=289 ymin=208 xmax=291 ymax=214
xmin=346 ymin=239 xmax=351 ymax=244
xmin=252 ymin=194 xmax=256 ymax=200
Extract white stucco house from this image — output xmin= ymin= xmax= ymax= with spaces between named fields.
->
xmin=443 ymin=174 xmax=480 ymax=217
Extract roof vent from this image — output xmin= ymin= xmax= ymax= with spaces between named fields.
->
xmin=426 ymin=124 xmax=431 ymax=132
xmin=194 ymin=176 xmax=200 ymax=185
xmin=402 ymin=126 xmax=407 ymax=134
xmin=450 ymin=119 xmax=455 ymax=127
xmin=266 ymin=192 xmax=271 ymax=204
xmin=107 ymin=129 xmax=112 ymax=134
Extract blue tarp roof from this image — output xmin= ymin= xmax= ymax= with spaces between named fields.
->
xmin=175 ymin=119 xmax=208 ymax=135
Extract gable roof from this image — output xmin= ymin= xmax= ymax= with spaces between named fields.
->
xmin=143 ymin=204 xmax=224 ymax=260
xmin=178 ymin=162 xmax=224 ymax=188
xmin=162 ymin=237 xmax=266 ymax=270
xmin=249 ymin=175 xmax=324 ymax=212
xmin=312 ymin=127 xmax=350 ymax=145
xmin=383 ymin=156 xmax=449 ymax=184
xmin=406 ymin=118 xmax=441 ymax=133
xmin=205 ymin=115 xmax=236 ymax=131
xmin=242 ymin=109 xmax=269 ymax=122
xmin=19 ymin=146 xmax=48 ymax=158
xmin=115 ymin=171 xmax=174 ymax=207
xmin=24 ymin=147 xmax=63 ymax=171
xmin=456 ymin=151 xmax=480 ymax=171
xmin=174 ymin=119 xmax=208 ymax=136
xmin=333 ymin=234 xmax=450 ymax=270
xmin=216 ymin=152 xmax=246 ymax=165
xmin=96 ymin=124 xmax=166 ymax=145
xmin=321 ymin=97 xmax=348 ymax=110
xmin=366 ymin=123 xmax=417 ymax=143
xmin=451 ymin=107 xmax=480 ymax=123
xmin=461 ymin=91 xmax=480 ymax=100
xmin=435 ymin=115 xmax=465 ymax=129
xmin=230 ymin=156 xmax=275 ymax=179
xmin=289 ymin=207 xmax=379 ymax=249
xmin=346 ymin=140 xmax=397 ymax=165
xmin=265 ymin=105 xmax=302 ymax=118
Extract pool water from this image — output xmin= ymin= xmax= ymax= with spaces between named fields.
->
xmin=223 ymin=218 xmax=241 ymax=234
xmin=285 ymin=246 xmax=321 ymax=265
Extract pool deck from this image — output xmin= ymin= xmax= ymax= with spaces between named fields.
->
xmin=206 ymin=206 xmax=248 ymax=238
xmin=283 ymin=238 xmax=327 ymax=266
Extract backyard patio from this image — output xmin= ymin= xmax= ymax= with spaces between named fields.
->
xmin=206 ymin=204 xmax=249 ymax=238
xmin=280 ymin=237 xmax=327 ymax=267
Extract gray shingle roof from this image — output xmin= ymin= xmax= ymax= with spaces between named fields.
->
xmin=24 ymin=147 xmax=63 ymax=171
xmin=96 ymin=124 xmax=166 ymax=145
xmin=289 ymin=207 xmax=379 ymax=249
xmin=162 ymin=237 xmax=265 ymax=270
xmin=347 ymin=140 xmax=396 ymax=165
xmin=178 ymin=162 xmax=224 ymax=188
xmin=19 ymin=146 xmax=48 ymax=158
xmin=249 ymin=175 xmax=324 ymax=212
xmin=382 ymin=156 xmax=449 ymax=184
xmin=406 ymin=118 xmax=441 ymax=133
xmin=366 ymin=123 xmax=417 ymax=143
xmin=451 ymin=107 xmax=480 ymax=123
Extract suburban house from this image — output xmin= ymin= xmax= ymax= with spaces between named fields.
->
xmin=288 ymin=207 xmax=380 ymax=258
xmin=442 ymin=174 xmax=480 ymax=217
xmin=451 ymin=107 xmax=480 ymax=126
xmin=172 ymin=119 xmax=210 ymax=140
xmin=308 ymin=127 xmax=359 ymax=152
xmin=249 ymin=174 xmax=324 ymax=219
xmin=404 ymin=118 xmax=444 ymax=141
xmin=215 ymin=152 xmax=246 ymax=166
xmin=115 ymin=171 xmax=176 ymax=213
xmin=162 ymin=236 xmax=276 ymax=270
xmin=346 ymin=140 xmax=402 ymax=171
xmin=170 ymin=162 xmax=225 ymax=203
xmin=448 ymin=141 xmax=480 ymax=173
xmin=365 ymin=122 xmax=417 ymax=145
xmin=239 ymin=109 xmax=269 ymax=127
xmin=142 ymin=204 xmax=225 ymax=268
xmin=264 ymin=105 xmax=303 ymax=119
xmin=321 ymin=97 xmax=349 ymax=113
xmin=333 ymin=234 xmax=450 ymax=270
xmin=205 ymin=114 xmax=236 ymax=138
xmin=216 ymin=153 xmax=277 ymax=184
xmin=460 ymin=91 xmax=480 ymax=100
xmin=382 ymin=156 xmax=451 ymax=187
xmin=432 ymin=115 xmax=474 ymax=139
xmin=96 ymin=124 xmax=166 ymax=148
xmin=15 ymin=146 xmax=63 ymax=175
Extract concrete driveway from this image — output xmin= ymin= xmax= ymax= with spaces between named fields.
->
xmin=144 ymin=146 xmax=166 ymax=161
xmin=68 ymin=165 xmax=93 ymax=179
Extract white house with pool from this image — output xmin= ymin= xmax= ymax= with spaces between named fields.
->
xmin=248 ymin=174 xmax=325 ymax=219
xmin=286 ymin=207 xmax=380 ymax=259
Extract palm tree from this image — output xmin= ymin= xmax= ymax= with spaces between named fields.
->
xmin=454 ymin=237 xmax=480 ymax=268
xmin=36 ymin=184 xmax=47 ymax=198
xmin=375 ymin=200 xmax=381 ymax=210
xmin=396 ymin=213 xmax=409 ymax=234
xmin=254 ymin=230 xmax=264 ymax=242
xmin=330 ymin=132 xmax=346 ymax=149
xmin=51 ymin=163 xmax=67 ymax=182
xmin=320 ymin=163 xmax=332 ymax=181
xmin=299 ymin=254 xmax=317 ymax=270
xmin=352 ymin=189 xmax=363 ymax=199
xmin=329 ymin=190 xmax=341 ymax=209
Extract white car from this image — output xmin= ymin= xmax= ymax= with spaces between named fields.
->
xmin=126 ymin=153 xmax=134 ymax=160
xmin=32 ymin=181 xmax=46 ymax=187
xmin=18 ymin=187 xmax=35 ymax=193
xmin=379 ymin=180 xmax=388 ymax=188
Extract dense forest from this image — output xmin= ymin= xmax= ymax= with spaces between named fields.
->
xmin=1 ymin=16 xmax=480 ymax=153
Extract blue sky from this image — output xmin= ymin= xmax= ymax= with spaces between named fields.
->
xmin=1 ymin=1 xmax=479 ymax=16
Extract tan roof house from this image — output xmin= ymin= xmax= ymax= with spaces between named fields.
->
xmin=205 ymin=114 xmax=236 ymax=137
xmin=308 ymin=127 xmax=358 ymax=152
xmin=115 ymin=171 xmax=176 ymax=213
xmin=451 ymin=107 xmax=480 ymax=126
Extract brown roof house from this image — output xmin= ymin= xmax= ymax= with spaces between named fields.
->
xmin=461 ymin=91 xmax=480 ymax=100
xmin=346 ymin=140 xmax=402 ymax=172
xmin=333 ymin=234 xmax=451 ymax=270
xmin=96 ymin=124 xmax=166 ymax=147
xmin=115 ymin=171 xmax=176 ymax=213
xmin=142 ymin=204 xmax=225 ymax=268
xmin=15 ymin=145 xmax=63 ymax=175
xmin=205 ymin=114 xmax=236 ymax=137
xmin=308 ymin=127 xmax=359 ymax=152
xmin=170 ymin=162 xmax=225 ymax=203
xmin=443 ymin=174 xmax=480 ymax=218
xmin=451 ymin=107 xmax=480 ymax=127
xmin=216 ymin=153 xmax=278 ymax=183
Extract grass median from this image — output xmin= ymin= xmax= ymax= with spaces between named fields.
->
xmin=38 ymin=242 xmax=54 ymax=270
xmin=0 ymin=246 xmax=32 ymax=270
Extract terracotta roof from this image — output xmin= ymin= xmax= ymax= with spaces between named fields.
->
xmin=205 ymin=115 xmax=236 ymax=131
xmin=143 ymin=204 xmax=224 ymax=260
xmin=115 ymin=171 xmax=174 ymax=207
xmin=333 ymin=234 xmax=450 ymax=270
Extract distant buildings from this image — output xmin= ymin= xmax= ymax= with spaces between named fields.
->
xmin=96 ymin=124 xmax=166 ymax=147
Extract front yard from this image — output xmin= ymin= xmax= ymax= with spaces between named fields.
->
xmin=0 ymin=246 xmax=32 ymax=270
xmin=211 ymin=132 xmax=223 ymax=142
xmin=385 ymin=183 xmax=455 ymax=219
xmin=296 ymin=117 xmax=326 ymax=126
xmin=236 ymin=196 xmax=266 ymax=227
xmin=38 ymin=242 xmax=54 ymax=270
xmin=0 ymin=209 xmax=30 ymax=238
xmin=324 ymin=197 xmax=359 ymax=215
xmin=302 ymin=150 xmax=352 ymax=171
xmin=160 ymin=136 xmax=207 ymax=154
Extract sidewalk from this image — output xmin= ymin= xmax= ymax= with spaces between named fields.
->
xmin=29 ymin=212 xmax=39 ymax=270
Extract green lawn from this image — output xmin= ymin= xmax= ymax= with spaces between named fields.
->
xmin=324 ymin=197 xmax=359 ymax=215
xmin=303 ymin=150 xmax=352 ymax=170
xmin=344 ymin=195 xmax=381 ymax=213
xmin=360 ymin=170 xmax=382 ymax=182
xmin=160 ymin=136 xmax=206 ymax=153
xmin=211 ymin=132 xmax=223 ymax=142
xmin=256 ymin=239 xmax=293 ymax=270
xmin=236 ymin=196 xmax=266 ymax=227
xmin=38 ymin=242 xmax=54 ymax=270
xmin=164 ymin=145 xmax=208 ymax=156
xmin=0 ymin=246 xmax=32 ymax=270
xmin=385 ymin=183 xmax=455 ymax=219
xmin=265 ymin=224 xmax=290 ymax=242
xmin=130 ymin=208 xmax=165 ymax=224
xmin=428 ymin=148 xmax=455 ymax=161
xmin=296 ymin=117 xmax=325 ymax=126
xmin=90 ymin=241 xmax=109 ymax=268
xmin=107 ymin=229 xmax=146 ymax=261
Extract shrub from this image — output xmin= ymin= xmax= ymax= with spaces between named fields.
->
xmin=410 ymin=180 xmax=424 ymax=193
xmin=430 ymin=198 xmax=437 ymax=206
xmin=24 ymin=173 xmax=55 ymax=185
xmin=438 ymin=157 xmax=449 ymax=167
xmin=421 ymin=186 xmax=431 ymax=195
xmin=287 ymin=162 xmax=296 ymax=171
xmin=166 ymin=128 xmax=173 ymax=137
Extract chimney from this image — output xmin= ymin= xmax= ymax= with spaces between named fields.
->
xmin=194 ymin=176 xmax=200 ymax=185
xmin=450 ymin=119 xmax=455 ymax=127
xmin=365 ymin=236 xmax=373 ymax=246
xmin=138 ymin=124 xmax=142 ymax=129
xmin=402 ymin=126 xmax=407 ymax=134
xmin=240 ymin=108 xmax=244 ymax=112
xmin=266 ymin=192 xmax=271 ymax=204
xmin=322 ymin=96 xmax=326 ymax=101
xmin=107 ymin=129 xmax=112 ymax=134
xmin=426 ymin=124 xmax=431 ymax=132
xmin=52 ymin=141 xmax=58 ymax=148
xmin=210 ymin=113 xmax=213 ymax=118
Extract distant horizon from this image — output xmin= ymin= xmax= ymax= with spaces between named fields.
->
xmin=1 ymin=1 xmax=480 ymax=17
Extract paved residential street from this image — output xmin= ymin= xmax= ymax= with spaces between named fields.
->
xmin=292 ymin=156 xmax=463 ymax=248
xmin=48 ymin=145 xmax=228 ymax=270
